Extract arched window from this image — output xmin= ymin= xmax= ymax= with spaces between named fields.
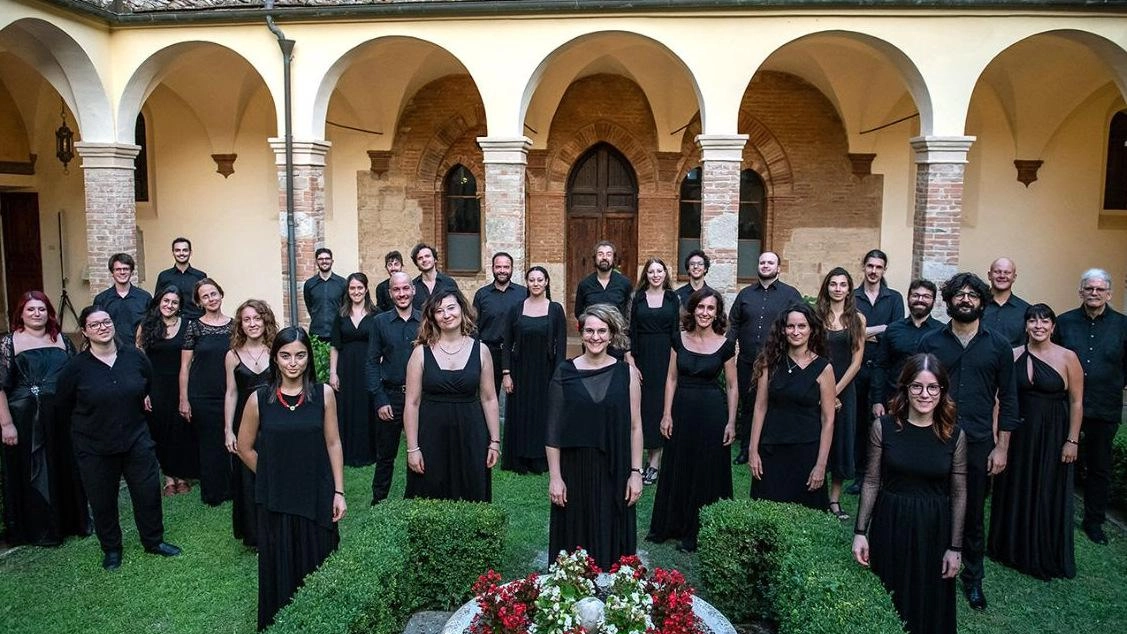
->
xmin=444 ymin=164 xmax=481 ymax=272
xmin=1104 ymin=110 xmax=1127 ymax=210
xmin=737 ymin=169 xmax=765 ymax=279
xmin=677 ymin=167 xmax=702 ymax=275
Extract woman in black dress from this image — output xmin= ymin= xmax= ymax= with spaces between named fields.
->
xmin=236 ymin=326 xmax=345 ymax=630
xmin=988 ymin=303 xmax=1083 ymax=579
xmin=547 ymin=303 xmax=643 ymax=569
xmin=647 ymin=288 xmax=737 ymax=552
xmin=627 ymin=258 xmax=679 ymax=485
xmin=500 ymin=266 xmax=566 ymax=475
xmin=179 ymin=278 xmax=234 ymax=506
xmin=137 ymin=286 xmax=198 ymax=496
xmin=814 ymin=267 xmax=866 ymax=520
xmin=328 ymin=272 xmax=378 ymax=466
xmin=224 ymin=299 xmax=277 ymax=548
xmin=853 ymin=353 xmax=967 ymax=634
xmin=749 ymin=303 xmax=836 ymax=510
xmin=0 ymin=291 xmax=90 ymax=545
xmin=404 ymin=288 xmax=500 ymax=501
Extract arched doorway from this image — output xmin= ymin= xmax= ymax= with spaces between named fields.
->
xmin=566 ymin=143 xmax=638 ymax=312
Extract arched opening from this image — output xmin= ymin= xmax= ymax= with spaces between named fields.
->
xmin=677 ymin=167 xmax=702 ymax=276
xmin=738 ymin=169 xmax=766 ymax=280
xmin=444 ymin=164 xmax=482 ymax=272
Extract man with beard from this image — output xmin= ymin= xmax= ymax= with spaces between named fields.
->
xmin=982 ymin=257 xmax=1030 ymax=346
xmin=410 ymin=242 xmax=458 ymax=311
xmin=573 ymin=240 xmax=633 ymax=322
xmin=473 ymin=252 xmax=527 ymax=398
xmin=155 ymin=237 xmax=206 ymax=319
xmin=675 ymin=249 xmax=714 ymax=308
xmin=302 ymin=247 xmax=348 ymax=340
xmin=727 ymin=251 xmax=803 ymax=464
xmin=918 ymin=271 xmax=1019 ymax=612
xmin=869 ymin=279 xmax=942 ymax=417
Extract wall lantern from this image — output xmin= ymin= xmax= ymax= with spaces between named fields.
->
xmin=56 ymin=99 xmax=75 ymax=174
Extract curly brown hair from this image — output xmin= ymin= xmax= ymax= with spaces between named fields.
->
xmin=231 ymin=299 xmax=278 ymax=350
xmin=752 ymin=302 xmax=827 ymax=383
xmin=415 ymin=287 xmax=476 ymax=346
xmin=679 ymin=287 xmax=727 ymax=335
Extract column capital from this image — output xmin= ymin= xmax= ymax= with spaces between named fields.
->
xmin=268 ymin=138 xmax=332 ymax=166
xmin=75 ymin=142 xmax=140 ymax=169
xmin=695 ymin=134 xmax=749 ymax=162
xmin=910 ymin=136 xmax=975 ymax=164
xmin=477 ymin=136 xmax=533 ymax=164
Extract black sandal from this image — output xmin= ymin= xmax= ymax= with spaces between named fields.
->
xmin=829 ymin=501 xmax=850 ymax=521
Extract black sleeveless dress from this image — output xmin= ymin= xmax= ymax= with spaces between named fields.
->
xmin=144 ymin=321 xmax=199 ymax=479
xmin=232 ymin=359 xmax=270 ymax=548
xmin=331 ymin=312 xmax=377 ymax=466
xmin=501 ymin=308 xmax=565 ymax=475
xmin=184 ymin=318 xmax=234 ymax=505
xmin=987 ymin=350 xmax=1076 ymax=579
xmin=404 ymin=339 xmax=491 ymax=502
xmin=647 ymin=337 xmax=735 ymax=550
xmin=629 ymin=290 xmax=680 ymax=449
xmin=826 ymin=328 xmax=857 ymax=480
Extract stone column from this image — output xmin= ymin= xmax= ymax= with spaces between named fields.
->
xmin=696 ymin=134 xmax=749 ymax=304
xmin=477 ymin=136 xmax=533 ymax=275
xmin=75 ymin=142 xmax=141 ymax=299
xmin=909 ymin=136 xmax=975 ymax=284
xmin=268 ymin=138 xmax=331 ymax=328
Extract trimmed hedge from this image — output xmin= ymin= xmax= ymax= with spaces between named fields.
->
xmin=1112 ymin=425 xmax=1127 ymax=509
xmin=698 ymin=499 xmax=904 ymax=634
xmin=268 ymin=499 xmax=506 ymax=634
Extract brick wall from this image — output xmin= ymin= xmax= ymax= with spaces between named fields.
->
xmin=912 ymin=162 xmax=964 ymax=283
xmin=77 ymin=143 xmax=141 ymax=298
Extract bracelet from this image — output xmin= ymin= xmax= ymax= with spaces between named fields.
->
xmin=488 ymin=446 xmax=500 ymax=452
xmin=334 ymin=490 xmax=344 ymax=496
xmin=490 ymin=439 xmax=501 ymax=445
xmin=1066 ymin=439 xmax=1079 ymax=446
xmin=501 ymin=370 xmax=511 ymax=375
xmin=407 ymin=447 xmax=421 ymax=454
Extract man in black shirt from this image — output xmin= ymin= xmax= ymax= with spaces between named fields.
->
xmin=155 ymin=237 xmax=206 ymax=319
xmin=302 ymin=247 xmax=348 ymax=340
xmin=411 ymin=242 xmax=459 ymax=310
xmin=366 ymin=271 xmax=421 ymax=504
xmin=918 ymin=272 xmax=1019 ymax=612
xmin=1057 ymin=267 xmax=1127 ymax=546
xmin=473 ymin=252 xmax=527 ymax=397
xmin=727 ymin=251 xmax=803 ymax=464
xmin=982 ymin=257 xmax=1030 ymax=346
xmin=675 ymin=249 xmax=713 ymax=308
xmin=374 ymin=250 xmax=403 ymax=313
xmin=573 ymin=240 xmax=633 ymax=323
xmin=870 ymin=279 xmax=942 ymax=416
xmin=93 ymin=253 xmax=151 ymax=348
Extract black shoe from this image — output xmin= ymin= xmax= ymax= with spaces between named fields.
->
xmin=1083 ymin=524 xmax=1109 ymax=545
xmin=733 ymin=450 xmax=749 ymax=465
xmin=145 ymin=542 xmax=182 ymax=557
xmin=643 ymin=466 xmax=658 ymax=486
xmin=964 ymin=583 xmax=987 ymax=611
xmin=102 ymin=550 xmax=123 ymax=571
xmin=845 ymin=481 xmax=862 ymax=495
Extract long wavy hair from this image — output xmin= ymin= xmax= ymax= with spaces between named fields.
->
xmin=416 ymin=287 xmax=477 ymax=346
xmin=635 ymin=257 xmax=672 ymax=292
xmin=231 ymin=299 xmax=279 ymax=351
xmin=680 ymin=287 xmax=728 ymax=335
xmin=753 ymin=302 xmax=827 ymax=382
xmin=339 ymin=272 xmax=377 ymax=317
xmin=888 ymin=353 xmax=957 ymax=442
xmin=267 ymin=326 xmax=316 ymax=403
xmin=814 ymin=267 xmax=864 ymax=347
xmin=138 ymin=286 xmax=181 ymax=351
xmin=10 ymin=290 xmax=62 ymax=342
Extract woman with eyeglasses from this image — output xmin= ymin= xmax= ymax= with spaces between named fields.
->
xmin=852 ymin=353 xmax=967 ymax=634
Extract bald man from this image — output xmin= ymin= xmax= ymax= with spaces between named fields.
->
xmin=983 ymin=257 xmax=1031 ymax=346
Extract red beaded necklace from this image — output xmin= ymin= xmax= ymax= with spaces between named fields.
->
xmin=275 ymin=387 xmax=305 ymax=412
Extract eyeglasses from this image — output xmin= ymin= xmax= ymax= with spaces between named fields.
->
xmin=86 ymin=319 xmax=114 ymax=331
xmin=909 ymin=293 xmax=934 ymax=301
xmin=952 ymin=291 xmax=980 ymax=301
xmin=908 ymin=383 xmax=941 ymax=396
xmin=1082 ymin=286 xmax=1109 ymax=294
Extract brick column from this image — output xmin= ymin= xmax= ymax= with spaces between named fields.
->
xmin=75 ymin=142 xmax=141 ymax=299
xmin=268 ymin=138 xmax=331 ymax=327
xmin=909 ymin=136 xmax=975 ymax=283
xmin=477 ymin=136 xmax=533 ymax=275
xmin=696 ymin=134 xmax=749 ymax=304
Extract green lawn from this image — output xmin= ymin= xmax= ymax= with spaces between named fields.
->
xmin=1 ymin=446 xmax=1124 ymax=634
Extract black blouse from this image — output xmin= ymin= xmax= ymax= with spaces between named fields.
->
xmin=56 ymin=346 xmax=153 ymax=455
xmin=253 ymin=385 xmax=333 ymax=527
xmin=760 ymin=356 xmax=830 ymax=445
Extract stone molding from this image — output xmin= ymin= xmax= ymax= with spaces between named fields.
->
xmin=268 ymin=138 xmax=332 ymax=166
xmin=75 ymin=142 xmax=141 ymax=169
xmin=477 ymin=137 xmax=533 ymax=164
xmin=696 ymin=134 xmax=749 ymax=162
xmin=910 ymin=136 xmax=975 ymax=164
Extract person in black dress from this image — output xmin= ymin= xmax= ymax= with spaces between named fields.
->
xmin=547 ymin=303 xmax=644 ymax=569
xmin=749 ymin=303 xmax=836 ymax=510
xmin=647 ymin=288 xmax=737 ymax=552
xmin=0 ymin=291 xmax=90 ymax=546
xmin=627 ymin=257 xmax=680 ymax=485
xmin=988 ymin=304 xmax=1083 ymax=579
xmin=137 ymin=286 xmax=199 ymax=496
xmin=500 ymin=266 xmax=566 ymax=475
xmin=223 ymin=299 xmax=277 ymax=548
xmin=179 ymin=278 xmax=234 ymax=506
xmin=329 ymin=273 xmax=378 ymax=466
xmin=814 ymin=267 xmax=866 ymax=520
xmin=853 ymin=353 xmax=967 ymax=634
xmin=404 ymin=288 xmax=500 ymax=501
xmin=236 ymin=326 xmax=345 ymax=631
xmin=57 ymin=306 xmax=181 ymax=570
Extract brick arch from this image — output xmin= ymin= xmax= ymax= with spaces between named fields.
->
xmin=739 ymin=112 xmax=795 ymax=197
xmin=546 ymin=121 xmax=658 ymax=191
xmin=417 ymin=106 xmax=486 ymax=183
xmin=433 ymin=154 xmax=484 ymax=192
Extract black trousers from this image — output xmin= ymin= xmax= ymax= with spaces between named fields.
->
xmin=736 ymin=359 xmax=756 ymax=451
xmin=74 ymin=434 xmax=165 ymax=553
xmin=961 ymin=436 xmax=994 ymax=585
xmin=371 ymin=390 xmax=405 ymax=502
xmin=485 ymin=342 xmax=504 ymax=401
xmin=1080 ymin=417 xmax=1118 ymax=527
xmin=853 ymin=363 xmax=875 ymax=477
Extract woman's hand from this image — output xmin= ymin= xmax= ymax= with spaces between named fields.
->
xmin=224 ymin=429 xmax=238 ymax=453
xmin=502 ymin=375 xmax=514 ymax=394
xmin=328 ymin=373 xmax=340 ymax=392
xmin=941 ymin=550 xmax=962 ymax=579
xmin=407 ymin=449 xmax=425 ymax=474
xmin=834 ymin=397 xmax=842 ymax=411
xmin=332 ymin=491 xmax=347 ymax=523
xmin=806 ymin=463 xmax=826 ymax=491
xmin=178 ymin=399 xmax=192 ymax=421
xmin=486 ymin=445 xmax=499 ymax=468
xmin=143 ymin=396 xmax=153 ymax=413
xmin=1061 ymin=441 xmax=1078 ymax=464
xmin=625 ymin=472 xmax=642 ymax=506
xmin=852 ymin=534 xmax=870 ymax=568
xmin=722 ymin=423 xmax=735 ymax=446
xmin=0 ymin=422 xmax=16 ymax=446
xmin=549 ymin=476 xmax=567 ymax=507
xmin=660 ymin=415 xmax=673 ymax=439
xmin=750 ymin=451 xmax=763 ymax=479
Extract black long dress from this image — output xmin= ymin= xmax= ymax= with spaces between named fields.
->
xmin=232 ymin=359 xmax=270 ymax=548
xmin=404 ymin=340 xmax=491 ymax=502
xmin=751 ymin=356 xmax=831 ymax=510
xmin=0 ymin=335 xmax=91 ymax=545
xmin=826 ymin=328 xmax=857 ymax=480
xmin=184 ymin=318 xmax=234 ymax=505
xmin=547 ymin=360 xmax=636 ymax=569
xmin=987 ymin=350 xmax=1076 ymax=579
xmin=855 ymin=417 xmax=967 ymax=634
xmin=501 ymin=302 xmax=566 ymax=475
xmin=331 ymin=312 xmax=377 ymax=466
xmin=630 ymin=290 xmax=680 ymax=450
xmin=647 ymin=336 xmax=735 ymax=550
xmin=144 ymin=321 xmax=199 ymax=480
xmin=254 ymin=385 xmax=339 ymax=631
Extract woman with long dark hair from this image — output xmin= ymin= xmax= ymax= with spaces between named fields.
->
xmin=853 ymin=353 xmax=967 ymax=634
xmin=749 ymin=302 xmax=836 ymax=510
xmin=500 ymin=266 xmax=566 ymax=474
xmin=328 ymin=272 xmax=378 ymax=466
xmin=0 ymin=291 xmax=90 ymax=545
xmin=236 ymin=326 xmax=345 ymax=630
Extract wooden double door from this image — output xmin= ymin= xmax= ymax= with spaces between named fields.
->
xmin=0 ymin=192 xmax=44 ymax=320
xmin=566 ymin=143 xmax=638 ymax=314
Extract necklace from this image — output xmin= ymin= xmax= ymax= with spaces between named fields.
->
xmin=437 ymin=338 xmax=468 ymax=355
xmin=276 ymin=388 xmax=305 ymax=412
xmin=785 ymin=351 xmax=809 ymax=374
xmin=245 ymin=346 xmax=267 ymax=366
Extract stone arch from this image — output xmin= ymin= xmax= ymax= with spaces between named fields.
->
xmin=547 ymin=121 xmax=658 ymax=192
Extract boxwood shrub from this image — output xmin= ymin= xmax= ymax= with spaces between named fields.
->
xmin=698 ymin=499 xmax=904 ymax=634
xmin=1112 ymin=425 xmax=1127 ymax=509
